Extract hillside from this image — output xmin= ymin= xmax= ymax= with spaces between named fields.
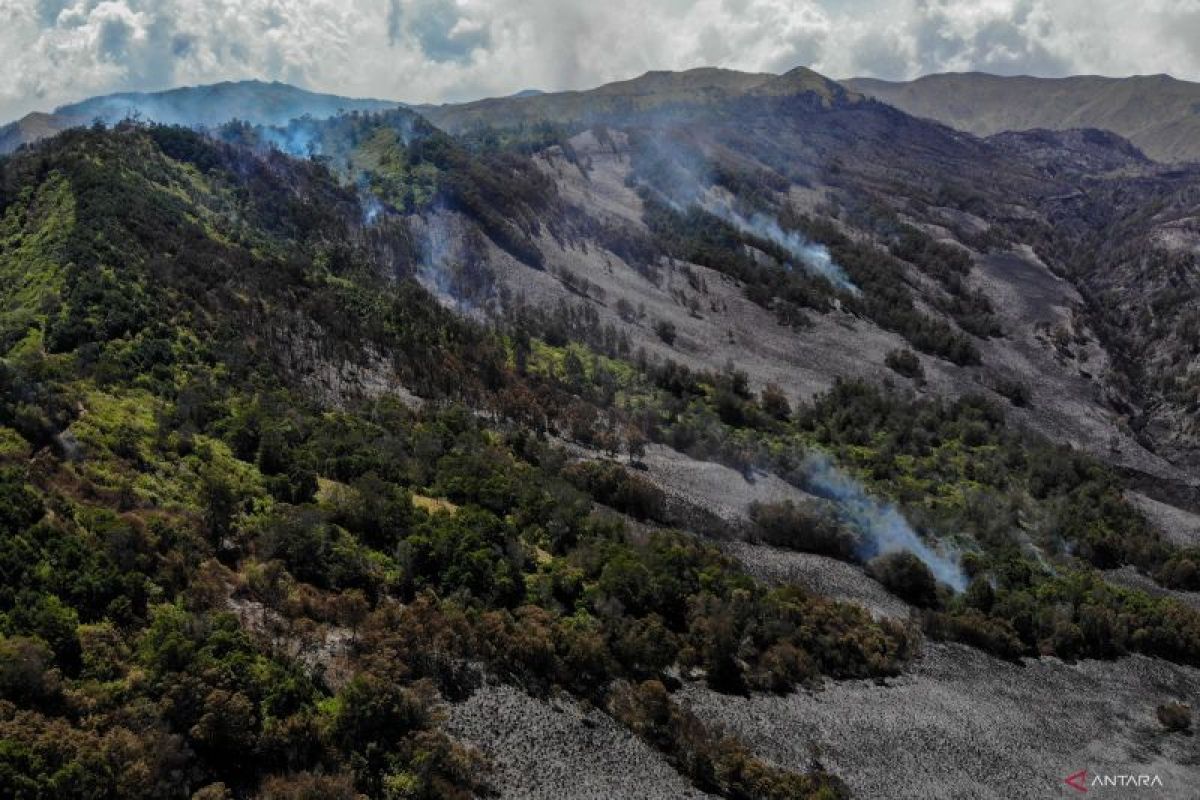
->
xmin=844 ymin=72 xmax=1200 ymax=163
xmin=2 ymin=66 xmax=1200 ymax=799
xmin=0 ymin=81 xmax=400 ymax=155
xmin=418 ymin=66 xmax=856 ymax=133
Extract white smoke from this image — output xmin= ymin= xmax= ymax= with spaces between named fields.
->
xmin=639 ymin=142 xmax=859 ymax=294
xmin=360 ymin=191 xmax=384 ymax=226
xmin=260 ymin=123 xmax=321 ymax=158
xmin=415 ymin=210 xmax=467 ymax=310
xmin=803 ymin=451 xmax=967 ymax=591
xmin=704 ymin=200 xmax=860 ymax=294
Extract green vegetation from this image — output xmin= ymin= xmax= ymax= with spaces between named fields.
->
xmin=611 ymin=679 xmax=849 ymax=799
xmin=221 ymin=110 xmax=555 ymax=270
xmin=2 ymin=106 xmax=1198 ymax=798
xmin=749 ymin=499 xmax=855 ymax=560
xmin=867 ymin=553 xmax=940 ymax=608
xmin=0 ymin=124 xmax=911 ymax=798
xmin=507 ymin=328 xmax=1200 ymax=667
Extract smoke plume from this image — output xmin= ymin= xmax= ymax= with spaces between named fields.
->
xmin=803 ymin=451 xmax=967 ymax=591
xmin=260 ymin=122 xmax=322 ymax=158
xmin=638 ymin=137 xmax=858 ymax=293
xmin=704 ymin=201 xmax=860 ymax=293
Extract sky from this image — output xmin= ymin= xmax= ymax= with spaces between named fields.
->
xmin=2 ymin=0 xmax=1200 ymax=122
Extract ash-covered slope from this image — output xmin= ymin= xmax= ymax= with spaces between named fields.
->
xmin=404 ymin=66 xmax=1196 ymax=490
xmin=845 ymin=71 xmax=1200 ymax=164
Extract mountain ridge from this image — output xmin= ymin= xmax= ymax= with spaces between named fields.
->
xmin=0 ymin=80 xmax=402 ymax=154
xmin=416 ymin=66 xmax=857 ymax=132
xmin=844 ymin=71 xmax=1200 ymax=162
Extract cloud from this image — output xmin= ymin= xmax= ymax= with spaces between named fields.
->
xmin=1 ymin=0 xmax=1199 ymax=122
xmin=399 ymin=0 xmax=491 ymax=63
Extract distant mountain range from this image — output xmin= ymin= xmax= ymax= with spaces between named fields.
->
xmin=0 ymin=80 xmax=400 ymax=154
xmin=9 ymin=70 xmax=1200 ymax=164
xmin=844 ymin=72 xmax=1200 ymax=163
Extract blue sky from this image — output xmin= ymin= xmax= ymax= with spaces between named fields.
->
xmin=3 ymin=0 xmax=1200 ymax=121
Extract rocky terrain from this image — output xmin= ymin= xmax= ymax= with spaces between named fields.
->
xmin=682 ymin=642 xmax=1200 ymax=799
xmin=415 ymin=72 xmax=1200 ymax=796
xmin=446 ymin=682 xmax=717 ymax=800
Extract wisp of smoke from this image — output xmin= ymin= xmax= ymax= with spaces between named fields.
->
xmin=360 ymin=192 xmax=384 ymax=227
xmin=260 ymin=123 xmax=322 ymax=158
xmin=418 ymin=211 xmax=463 ymax=308
xmin=803 ymin=451 xmax=967 ymax=591
xmin=706 ymin=202 xmax=860 ymax=294
xmin=635 ymin=137 xmax=859 ymax=293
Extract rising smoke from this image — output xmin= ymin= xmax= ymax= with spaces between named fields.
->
xmin=639 ymin=136 xmax=859 ymax=293
xmin=359 ymin=189 xmax=385 ymax=226
xmin=703 ymin=200 xmax=860 ymax=294
xmin=802 ymin=451 xmax=967 ymax=591
xmin=411 ymin=209 xmax=472 ymax=311
xmin=261 ymin=124 xmax=322 ymax=158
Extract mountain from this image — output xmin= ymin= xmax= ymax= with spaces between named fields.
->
xmin=0 ymin=80 xmax=400 ymax=154
xmin=418 ymin=66 xmax=856 ymax=132
xmin=3 ymin=67 xmax=1200 ymax=799
xmin=844 ymin=71 xmax=1200 ymax=163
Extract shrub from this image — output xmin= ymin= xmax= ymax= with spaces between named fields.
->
xmin=0 ymin=467 xmax=43 ymax=535
xmin=925 ymin=609 xmax=1025 ymax=660
xmin=1157 ymin=702 xmax=1192 ymax=733
xmin=748 ymin=500 xmax=856 ymax=560
xmin=884 ymin=348 xmax=924 ymax=381
xmin=993 ymin=377 xmax=1031 ymax=407
xmin=562 ymin=460 xmax=666 ymax=522
xmin=867 ymin=552 xmax=940 ymax=607
xmin=654 ymin=319 xmax=677 ymax=346
xmin=760 ymin=383 xmax=792 ymax=420
xmin=0 ymin=636 xmax=59 ymax=704
xmin=609 ymin=679 xmax=849 ymax=799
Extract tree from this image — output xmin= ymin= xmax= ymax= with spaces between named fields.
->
xmin=866 ymin=552 xmax=940 ymax=608
xmin=0 ymin=636 xmax=58 ymax=704
xmin=200 ymin=466 xmax=239 ymax=548
xmin=654 ymin=319 xmax=677 ymax=346
xmin=884 ymin=348 xmax=923 ymax=382
xmin=760 ymin=383 xmax=791 ymax=420
xmin=0 ymin=468 xmax=43 ymax=534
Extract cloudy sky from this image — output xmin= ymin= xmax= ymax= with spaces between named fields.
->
xmin=2 ymin=0 xmax=1200 ymax=121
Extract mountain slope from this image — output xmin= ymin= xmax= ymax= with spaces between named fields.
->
xmin=4 ymin=67 xmax=1200 ymax=798
xmin=0 ymin=120 xmax=930 ymax=800
xmin=0 ymin=80 xmax=400 ymax=155
xmin=844 ymin=72 xmax=1200 ymax=163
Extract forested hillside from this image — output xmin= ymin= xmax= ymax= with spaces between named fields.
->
xmin=2 ymin=66 xmax=1200 ymax=799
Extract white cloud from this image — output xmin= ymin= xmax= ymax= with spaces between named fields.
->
xmin=1 ymin=0 xmax=1199 ymax=122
